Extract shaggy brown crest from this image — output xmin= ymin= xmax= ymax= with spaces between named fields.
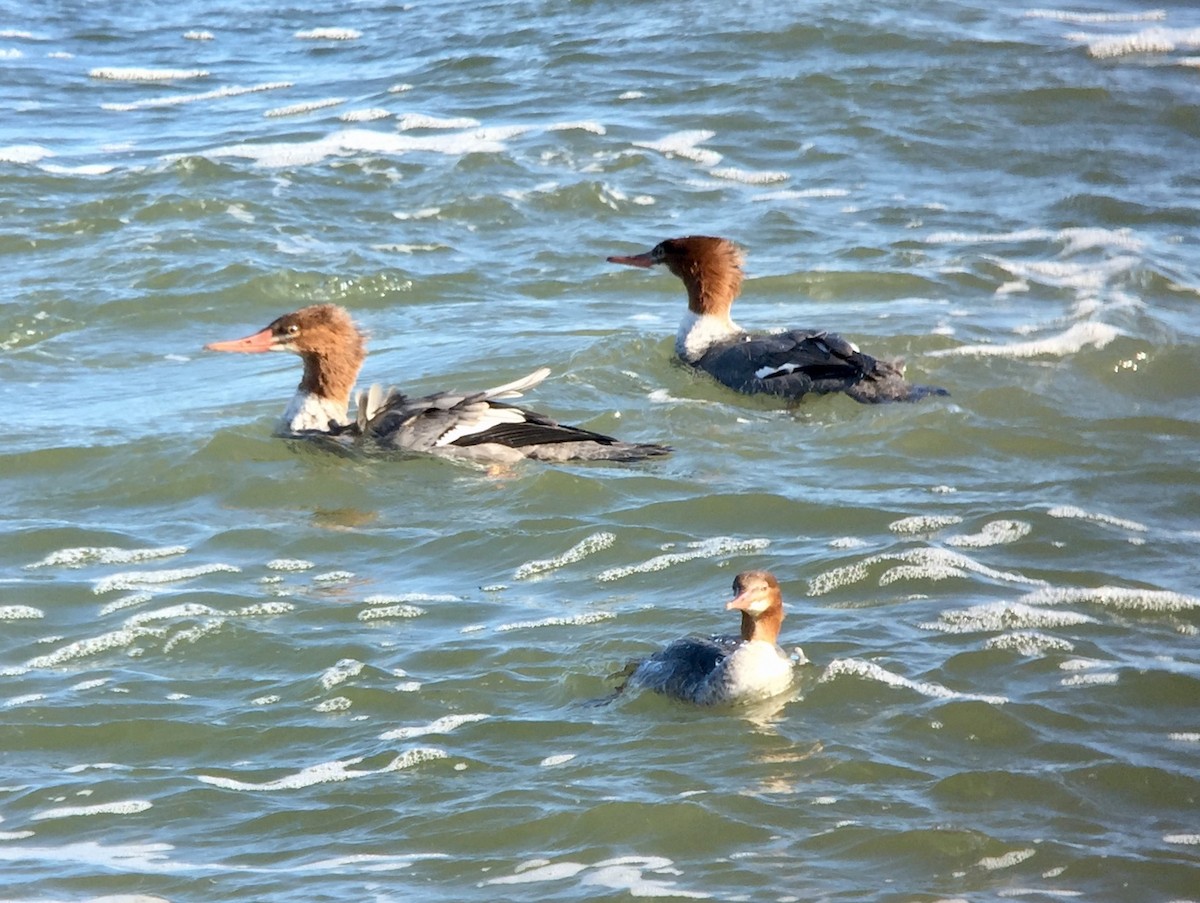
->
xmin=654 ymin=236 xmax=745 ymax=317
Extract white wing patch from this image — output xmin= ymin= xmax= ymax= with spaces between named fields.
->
xmin=755 ymin=362 xmax=801 ymax=380
xmin=435 ymin=405 xmax=528 ymax=446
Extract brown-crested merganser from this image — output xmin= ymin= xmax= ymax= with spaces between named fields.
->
xmin=607 ymin=236 xmax=948 ymax=403
xmin=624 ymin=571 xmax=796 ymax=705
xmin=205 ymin=304 xmax=671 ymax=464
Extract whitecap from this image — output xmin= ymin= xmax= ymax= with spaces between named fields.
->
xmin=341 ymin=107 xmax=391 ymax=122
xmin=396 ymin=113 xmax=480 ymax=130
xmin=514 ymin=532 xmax=616 ymax=580
xmin=633 ymin=130 xmax=722 ymax=167
xmin=266 ymin=558 xmax=314 ymax=571
xmin=1046 ymin=506 xmax=1148 ymax=532
xmin=820 ymin=658 xmax=1008 ymax=704
xmin=984 ymin=632 xmax=1075 ymax=655
xmin=540 ymin=754 xmax=576 ymax=767
xmin=379 ymin=713 xmax=489 ymax=741
xmin=547 ymin=120 xmax=605 ymax=134
xmin=315 ymin=697 xmax=352 ymax=712
xmin=809 ymin=546 xmax=1045 ymax=596
xmin=1020 ymin=585 xmax=1200 ymax=612
xmin=710 ymin=167 xmax=789 ymax=184
xmin=89 ymin=67 xmax=208 ymax=81
xmin=921 ymin=601 xmax=1097 ymax=634
xmin=596 ymin=536 xmax=769 ymax=582
xmin=358 ymin=604 xmax=426 ymax=621
xmin=29 ymin=545 xmax=187 ymax=569
xmin=978 ymin=848 xmax=1036 ymax=871
xmin=889 ymin=515 xmax=963 ymax=535
xmin=197 ymin=748 xmax=445 ymax=791
xmin=0 ymin=605 xmax=43 ymax=620
xmin=202 ymin=126 xmax=517 ymax=168
xmin=945 ymin=520 xmax=1032 ymax=548
xmin=183 ymin=30 xmax=214 ymax=40
xmin=319 ymin=658 xmax=364 ymax=690
xmin=1074 ymin=26 xmax=1200 ymax=59
xmin=294 ymin=27 xmax=362 ymax=40
xmin=928 ymin=322 xmax=1119 ymax=358
xmin=32 ymin=800 xmax=151 ymax=820
xmin=495 ymin=611 xmax=614 ymax=632
xmin=264 ymin=98 xmax=345 ymax=118
xmin=1026 ymin=10 xmax=1165 ymax=24
xmin=102 ymin=80 xmax=291 ymax=112
xmin=92 ymin=564 xmax=239 ymax=594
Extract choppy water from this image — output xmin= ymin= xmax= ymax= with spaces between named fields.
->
xmin=3 ymin=1 xmax=1200 ymax=900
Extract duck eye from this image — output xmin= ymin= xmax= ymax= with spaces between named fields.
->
xmin=285 ymin=324 xmax=300 ymax=336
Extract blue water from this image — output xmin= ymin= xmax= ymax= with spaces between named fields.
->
xmin=2 ymin=1 xmax=1199 ymax=900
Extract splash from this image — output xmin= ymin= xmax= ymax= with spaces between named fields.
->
xmin=820 ymin=658 xmax=1008 ymax=704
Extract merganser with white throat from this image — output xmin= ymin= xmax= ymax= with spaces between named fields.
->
xmin=624 ymin=571 xmax=797 ymax=706
xmin=608 ymin=236 xmax=948 ymax=403
xmin=205 ymin=304 xmax=670 ymax=464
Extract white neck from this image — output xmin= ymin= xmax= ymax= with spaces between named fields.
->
xmin=676 ymin=311 xmax=740 ymax=363
xmin=281 ymin=390 xmax=350 ymax=433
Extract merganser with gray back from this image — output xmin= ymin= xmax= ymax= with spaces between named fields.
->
xmin=205 ymin=304 xmax=671 ymax=464
xmin=624 ymin=570 xmax=797 ymax=706
xmin=607 ymin=236 xmax=948 ymax=403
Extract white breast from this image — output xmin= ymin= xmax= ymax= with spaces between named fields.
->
xmin=675 ymin=312 xmax=740 ymax=363
xmin=714 ymin=641 xmax=794 ymax=702
xmin=282 ymin=391 xmax=349 ymax=433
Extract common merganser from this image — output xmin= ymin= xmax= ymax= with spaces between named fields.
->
xmin=624 ymin=571 xmax=796 ymax=705
xmin=204 ymin=304 xmax=670 ymax=464
xmin=607 ymin=236 xmax=948 ymax=403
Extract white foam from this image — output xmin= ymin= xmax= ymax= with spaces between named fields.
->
xmin=753 ymin=188 xmax=850 ymax=201
xmin=202 ymin=126 xmax=519 ymax=168
xmin=1163 ymin=833 xmax=1200 ymax=845
xmin=597 ymin=536 xmax=770 ymax=582
xmin=1061 ymin=671 xmax=1118 ymax=687
xmin=946 ymin=520 xmax=1032 ymax=548
xmin=312 ymin=570 xmax=353 ymax=583
xmin=396 ymin=113 xmax=480 ymax=130
xmin=809 ymin=546 xmax=1046 ymax=596
xmin=985 ymin=632 xmax=1076 ymax=655
xmin=821 ymin=658 xmax=1007 ymax=704
xmin=358 ymin=604 xmax=425 ymax=621
xmin=710 ymin=167 xmax=789 ymax=184
xmin=264 ymin=97 xmax=345 ymax=118
xmin=515 ymin=532 xmax=616 ymax=580
xmin=393 ymin=207 xmax=441 ymax=220
xmin=5 ymin=694 xmax=45 ymax=707
xmin=1020 ymin=585 xmax=1200 ymax=612
xmin=889 ymin=515 xmax=963 ymax=534
xmin=29 ymin=545 xmax=187 ymax=569
xmin=183 ymin=29 xmax=214 ymax=40
xmin=921 ymin=602 xmax=1097 ymax=634
xmin=379 ymin=713 xmax=489 ymax=741
xmin=0 ymin=144 xmax=53 ymax=163
xmin=633 ymin=130 xmax=722 ymax=167
xmin=1168 ymin=732 xmax=1200 ymax=742
xmin=486 ymin=856 xmax=707 ymax=898
xmin=1047 ymin=506 xmax=1148 ymax=532
xmin=24 ymin=626 xmax=164 ymax=669
xmin=315 ymin=697 xmax=352 ymax=712
xmin=294 ymin=27 xmax=362 ymax=40
xmin=0 ymin=605 xmax=43 ymax=620
xmin=1026 ymin=9 xmax=1165 ymax=24
xmin=319 ymin=659 xmax=364 ymax=690
xmin=124 ymin=603 xmax=222 ymax=626
xmin=929 ymin=322 xmax=1119 ymax=358
xmin=89 ymin=67 xmax=208 ymax=81
xmin=90 ymin=564 xmax=238 ymax=593
xmin=341 ymin=107 xmax=391 ymax=122
xmin=879 ymin=563 xmax=970 ymax=586
xmin=238 ymin=602 xmax=294 ymax=617
xmin=978 ymin=849 xmax=1036 ymax=871
xmin=102 ymin=80 xmax=291 ymax=112
xmin=98 ymin=592 xmax=156 ymax=616
xmin=496 ymin=611 xmax=614 ymax=632
xmin=32 ymin=800 xmax=151 ymax=820
xmin=1074 ymin=26 xmax=1200 ymax=59
xmin=266 ymin=558 xmax=314 ymax=571
xmin=540 ymin=754 xmax=576 ymax=767
xmin=547 ymin=120 xmax=605 ymax=134
xmin=198 ymin=748 xmax=445 ymax=791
